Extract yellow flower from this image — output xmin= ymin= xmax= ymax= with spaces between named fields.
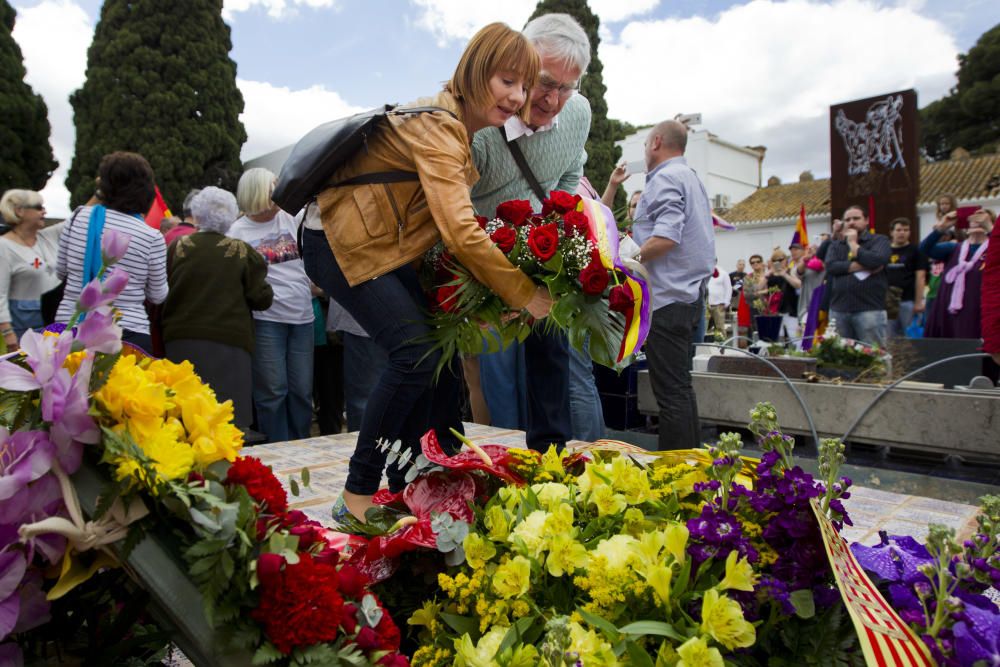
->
xmin=543 ymin=502 xmax=574 ymax=535
xmin=609 ymin=456 xmax=653 ymax=504
xmin=484 ymin=505 xmax=511 ymax=541
xmin=454 ymin=626 xmax=507 ymax=667
xmin=509 ymin=510 xmax=548 ymax=558
xmin=408 ymin=600 xmax=441 ymax=628
xmin=567 ymin=621 xmax=619 ymax=665
xmin=531 ymin=481 xmax=570 ymax=509
xmin=700 ymin=589 xmax=755 ymax=650
xmin=644 ymin=563 xmax=673 ymax=606
xmin=588 ymin=484 xmax=627 ymax=516
xmin=539 ymin=445 xmax=565 ymax=479
xmin=593 ymin=534 xmax=637 ymax=571
xmin=492 ymin=555 xmax=532 ymax=599
xmin=463 ymin=532 xmax=497 ymax=569
xmin=718 ymin=550 xmax=757 ymax=592
xmin=664 ymin=522 xmax=689 ymax=566
xmin=546 ymin=533 xmax=589 ymax=577
xmin=623 ymin=507 xmax=645 ymax=534
xmin=62 ymin=350 xmax=87 ymax=375
xmin=633 ymin=530 xmax=667 ymax=568
xmin=116 ymin=419 xmax=193 ymax=485
xmin=676 ymin=635 xmax=724 ymax=667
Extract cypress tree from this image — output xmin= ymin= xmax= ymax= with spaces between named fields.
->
xmin=0 ymin=0 xmax=57 ymax=193
xmin=66 ymin=0 xmax=246 ymax=210
xmin=528 ymin=0 xmax=634 ymax=209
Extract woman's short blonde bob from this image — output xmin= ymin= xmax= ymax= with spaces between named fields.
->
xmin=0 ymin=189 xmax=43 ymax=225
xmin=237 ymin=167 xmax=277 ymax=217
xmin=447 ymin=22 xmax=539 ymax=124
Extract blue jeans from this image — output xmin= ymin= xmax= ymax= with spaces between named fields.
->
xmin=302 ymin=229 xmax=463 ymax=493
xmin=889 ymin=300 xmax=915 ymax=338
xmin=341 ymin=332 xmax=388 ymax=432
xmin=481 ymin=328 xmax=572 ymax=451
xmin=10 ymin=299 xmax=43 ymax=337
xmin=253 ymin=319 xmax=314 ymax=443
xmin=830 ymin=309 xmax=887 ymax=347
xmin=568 ymin=341 xmax=604 ymax=442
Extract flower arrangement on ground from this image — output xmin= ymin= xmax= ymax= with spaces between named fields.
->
xmin=422 ymin=191 xmax=648 ymax=371
xmin=1 ymin=231 xmax=408 ymax=666
xmin=339 ymin=405 xmax=868 ymax=666
xmin=809 ymin=328 xmax=888 ymax=377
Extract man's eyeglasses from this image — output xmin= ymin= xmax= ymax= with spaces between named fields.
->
xmin=538 ymin=75 xmax=579 ymax=98
xmin=749 ymin=259 xmax=762 ymax=264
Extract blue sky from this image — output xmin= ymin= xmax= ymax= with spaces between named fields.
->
xmin=11 ymin=0 xmax=1000 ymax=215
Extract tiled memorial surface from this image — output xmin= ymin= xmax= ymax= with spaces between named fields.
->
xmin=251 ymin=423 xmax=984 ymax=545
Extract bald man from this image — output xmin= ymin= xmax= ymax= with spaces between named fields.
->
xmin=632 ymin=120 xmax=715 ymax=450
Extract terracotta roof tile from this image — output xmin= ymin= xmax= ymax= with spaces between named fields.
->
xmin=725 ymin=153 xmax=1000 ymax=224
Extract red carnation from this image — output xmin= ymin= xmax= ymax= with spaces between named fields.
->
xmin=250 ymin=553 xmax=344 ymax=655
xmin=435 ymin=284 xmax=460 ymax=313
xmin=542 ymin=190 xmax=581 ymax=216
xmin=226 ymin=457 xmax=288 ymax=514
xmin=563 ymin=210 xmax=590 ymax=238
xmin=609 ymin=284 xmax=635 ymax=313
xmin=336 ymin=563 xmax=369 ymax=599
xmin=496 ymin=199 xmax=534 ymax=227
xmin=475 ymin=215 xmax=489 ymax=229
xmin=527 ymin=223 xmax=560 ymax=262
xmin=490 ymin=226 xmax=517 ymax=253
xmin=579 ymin=261 xmax=610 ymax=295
xmin=373 ymin=608 xmax=402 ymax=651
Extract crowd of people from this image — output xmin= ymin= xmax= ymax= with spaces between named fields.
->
xmin=2 ymin=16 xmax=997 ymax=523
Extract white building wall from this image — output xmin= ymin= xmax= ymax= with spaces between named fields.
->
xmin=615 ymin=128 xmax=762 ymax=209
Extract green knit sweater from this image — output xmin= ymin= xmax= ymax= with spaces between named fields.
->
xmin=162 ymin=232 xmax=273 ymax=354
xmin=470 ymin=93 xmax=591 ymax=218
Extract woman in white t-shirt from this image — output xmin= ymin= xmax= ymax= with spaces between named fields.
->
xmin=0 ymin=190 xmax=64 ymax=350
xmin=228 ymin=168 xmax=314 ymax=443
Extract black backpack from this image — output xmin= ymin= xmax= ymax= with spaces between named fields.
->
xmin=272 ymin=104 xmax=455 ymax=215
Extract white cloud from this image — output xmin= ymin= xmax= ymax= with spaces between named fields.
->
xmin=409 ymin=0 xmax=659 ymax=46
xmin=12 ymin=0 xmax=93 ymax=217
xmin=238 ymin=79 xmax=365 ymax=161
xmin=601 ymin=0 xmax=959 ymax=181
xmin=222 ymin=0 xmax=340 ymax=20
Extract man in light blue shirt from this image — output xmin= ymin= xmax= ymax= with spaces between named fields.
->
xmin=632 ymin=120 xmax=715 ymax=450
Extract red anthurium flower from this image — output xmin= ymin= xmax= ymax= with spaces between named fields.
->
xmin=420 ymin=429 xmax=526 ymax=485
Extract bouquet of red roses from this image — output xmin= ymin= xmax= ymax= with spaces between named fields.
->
xmin=422 ymin=190 xmax=649 ymax=372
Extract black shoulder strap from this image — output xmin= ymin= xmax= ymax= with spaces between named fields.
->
xmin=499 ymin=126 xmax=546 ymax=202
xmin=392 ymin=105 xmax=458 ymax=120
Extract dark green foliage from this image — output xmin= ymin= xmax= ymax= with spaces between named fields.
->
xmin=921 ymin=23 xmax=1000 ymax=160
xmin=66 ymin=0 xmax=246 ymax=210
xmin=528 ymin=0 xmax=635 ymax=210
xmin=0 ymin=0 xmax=58 ymax=192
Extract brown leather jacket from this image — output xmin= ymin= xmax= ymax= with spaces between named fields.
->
xmin=316 ymin=91 xmax=536 ymax=309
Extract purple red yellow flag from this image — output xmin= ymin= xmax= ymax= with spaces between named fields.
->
xmin=810 ymin=499 xmax=934 ymax=667
xmin=713 ymin=214 xmax=736 ymax=231
xmin=578 ymin=197 xmax=650 ymax=361
xmin=791 ymin=203 xmax=808 ymax=247
xmin=145 ymin=186 xmax=172 ymax=231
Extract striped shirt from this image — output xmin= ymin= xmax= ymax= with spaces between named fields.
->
xmin=56 ymin=206 xmax=168 ymax=334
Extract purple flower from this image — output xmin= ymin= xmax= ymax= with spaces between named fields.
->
xmin=851 ymin=533 xmax=932 ymax=584
xmin=73 ymin=307 xmax=122 ymax=355
xmin=952 ymin=602 xmax=1000 ymax=666
xmin=0 ymin=551 xmax=26 ymax=640
xmin=75 ymin=268 xmax=130 ymax=313
xmin=40 ymin=359 xmax=96 ymax=473
xmin=0 ymin=430 xmax=56 ymax=504
xmin=101 ymin=229 xmax=130 ymax=266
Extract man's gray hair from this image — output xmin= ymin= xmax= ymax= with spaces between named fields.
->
xmin=191 ymin=186 xmax=239 ymax=234
xmin=523 ymin=13 xmax=591 ymax=76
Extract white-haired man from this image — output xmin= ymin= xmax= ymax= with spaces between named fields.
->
xmin=633 ymin=120 xmax=715 ymax=450
xmin=471 ymin=13 xmax=602 ymax=449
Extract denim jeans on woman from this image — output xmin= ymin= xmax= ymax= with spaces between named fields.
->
xmin=252 ymin=319 xmax=314 ymax=443
xmin=301 ymin=228 xmax=463 ymax=494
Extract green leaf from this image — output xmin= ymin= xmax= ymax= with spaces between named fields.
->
xmin=301 ymin=466 xmax=311 ymax=487
xmin=618 ymin=621 xmax=686 ymax=642
xmin=251 ymin=641 xmax=283 ymax=665
xmin=440 ymin=612 xmax=479 ymax=638
xmin=289 ymin=476 xmax=300 ymax=497
xmin=498 ymin=614 xmax=537 ymax=655
xmin=790 ymin=589 xmax=816 ymax=619
xmin=577 ymin=608 xmax=620 ymax=641
xmin=624 ymin=639 xmax=656 ymax=667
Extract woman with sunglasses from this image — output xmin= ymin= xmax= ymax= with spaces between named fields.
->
xmin=0 ymin=190 xmax=63 ymax=351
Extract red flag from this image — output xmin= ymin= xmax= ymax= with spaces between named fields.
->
xmin=737 ymin=289 xmax=751 ymax=328
xmin=145 ymin=186 xmax=172 ymax=230
xmin=867 ymin=195 xmax=876 ymax=233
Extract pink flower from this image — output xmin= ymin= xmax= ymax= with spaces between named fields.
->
xmin=101 ymin=229 xmax=130 ymax=266
xmin=73 ymin=307 xmax=122 ymax=355
xmin=76 ymin=268 xmax=129 ymax=312
xmin=0 ymin=429 xmax=56 ymax=504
